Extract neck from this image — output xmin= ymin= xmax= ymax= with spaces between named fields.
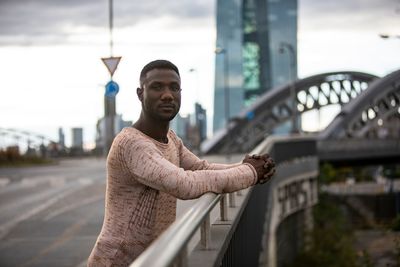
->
xmin=133 ymin=112 xmax=170 ymax=143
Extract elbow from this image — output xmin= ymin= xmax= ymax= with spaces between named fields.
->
xmin=176 ymin=192 xmax=202 ymax=200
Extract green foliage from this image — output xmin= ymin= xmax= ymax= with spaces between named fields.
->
xmin=383 ymin=164 xmax=400 ymax=179
xmin=352 ymin=167 xmax=374 ymax=182
xmin=392 ymin=215 xmax=400 ymax=232
xmin=319 ymin=163 xmax=337 ymax=184
xmin=394 ymin=236 xmax=400 ymax=267
xmin=286 ymin=194 xmax=361 ymax=267
xmin=319 ymin=164 xmax=379 ymax=184
xmin=0 ymin=149 xmax=53 ymax=167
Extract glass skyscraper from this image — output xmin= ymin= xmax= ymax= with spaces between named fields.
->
xmin=213 ymin=0 xmax=298 ymax=132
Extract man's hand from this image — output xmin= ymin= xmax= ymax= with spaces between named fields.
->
xmin=243 ymin=154 xmax=276 ymax=184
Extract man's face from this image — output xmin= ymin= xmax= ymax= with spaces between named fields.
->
xmin=139 ymin=68 xmax=181 ymax=122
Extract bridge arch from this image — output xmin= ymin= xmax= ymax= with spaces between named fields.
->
xmin=202 ymin=71 xmax=378 ymax=154
xmin=320 ymin=69 xmax=400 ymax=140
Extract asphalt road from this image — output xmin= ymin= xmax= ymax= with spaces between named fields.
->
xmin=0 ymin=158 xmax=107 ymax=267
xmin=0 ymin=154 xmax=240 ymax=267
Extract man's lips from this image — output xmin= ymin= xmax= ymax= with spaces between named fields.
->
xmin=158 ymin=104 xmax=175 ymax=111
xmin=159 ymin=104 xmax=175 ymax=108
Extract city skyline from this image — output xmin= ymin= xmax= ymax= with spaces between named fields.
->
xmin=0 ymin=0 xmax=399 ymax=148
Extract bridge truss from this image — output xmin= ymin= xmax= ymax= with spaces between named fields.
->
xmin=202 ymin=71 xmax=379 ymax=154
xmin=321 ymin=69 xmax=400 ymax=139
xmin=0 ymin=127 xmax=55 ymax=151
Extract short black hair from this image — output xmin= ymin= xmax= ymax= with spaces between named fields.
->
xmin=139 ymin=59 xmax=180 ymax=87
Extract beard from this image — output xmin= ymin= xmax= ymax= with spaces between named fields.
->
xmin=142 ymin=101 xmax=180 ymax=122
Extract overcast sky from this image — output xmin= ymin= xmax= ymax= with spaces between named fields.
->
xmin=0 ymin=0 xmax=399 ymax=148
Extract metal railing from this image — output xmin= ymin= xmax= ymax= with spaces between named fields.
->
xmin=130 ymin=192 xmax=222 ymax=267
xmin=130 ymin=135 xmax=318 ymax=267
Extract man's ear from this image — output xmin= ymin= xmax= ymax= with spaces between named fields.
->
xmin=137 ymin=87 xmax=143 ymax=101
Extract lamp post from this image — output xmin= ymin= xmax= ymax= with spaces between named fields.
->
xmin=379 ymin=33 xmax=400 ymax=40
xmin=279 ymin=42 xmax=298 ymax=133
xmin=215 ymin=46 xmax=231 ymax=160
xmin=189 ymin=68 xmax=199 ymax=106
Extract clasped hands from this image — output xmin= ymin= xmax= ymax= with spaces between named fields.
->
xmin=242 ymin=154 xmax=276 ymax=184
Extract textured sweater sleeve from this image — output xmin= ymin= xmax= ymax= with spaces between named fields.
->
xmin=121 ymin=138 xmax=257 ymax=200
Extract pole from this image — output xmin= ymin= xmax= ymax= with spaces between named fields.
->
xmin=109 ymin=0 xmax=114 ymax=57
xmin=216 ymin=47 xmax=231 ymax=161
xmin=279 ymin=43 xmax=297 ymax=133
xmin=223 ymin=49 xmax=231 ymax=160
xmin=104 ymin=0 xmax=116 ymax=156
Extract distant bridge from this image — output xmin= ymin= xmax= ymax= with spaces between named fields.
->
xmin=0 ymin=127 xmax=56 ymax=150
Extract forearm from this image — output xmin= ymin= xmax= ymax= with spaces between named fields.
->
xmin=204 ymin=161 xmax=243 ymax=170
xmin=137 ymin=162 xmax=257 ymax=200
xmin=122 ymin=139 xmax=257 ymax=200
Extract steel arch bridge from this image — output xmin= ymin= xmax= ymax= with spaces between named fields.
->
xmin=202 ymin=71 xmax=380 ymax=154
xmin=320 ymin=69 xmax=400 ymax=140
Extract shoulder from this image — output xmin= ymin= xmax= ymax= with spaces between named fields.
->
xmin=168 ymin=129 xmax=183 ymax=147
xmin=112 ymin=127 xmax=156 ymax=152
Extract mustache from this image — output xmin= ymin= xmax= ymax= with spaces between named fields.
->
xmin=158 ymin=103 xmax=176 ymax=108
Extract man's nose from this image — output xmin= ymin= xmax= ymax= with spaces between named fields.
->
xmin=160 ymin=88 xmax=174 ymax=100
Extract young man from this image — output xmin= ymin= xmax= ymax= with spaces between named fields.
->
xmin=87 ymin=60 xmax=275 ymax=266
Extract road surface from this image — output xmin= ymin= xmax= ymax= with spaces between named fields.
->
xmin=0 ymin=158 xmax=107 ymax=267
xmin=0 ymin=156 xmax=234 ymax=267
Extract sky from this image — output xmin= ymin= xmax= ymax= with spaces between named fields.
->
xmin=0 ymin=0 xmax=399 ymax=149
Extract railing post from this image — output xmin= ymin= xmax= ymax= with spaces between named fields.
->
xmin=173 ymin=245 xmax=188 ymax=267
xmin=200 ymin=213 xmax=211 ymax=249
xmin=220 ymin=194 xmax=228 ymax=221
xmin=229 ymin=193 xmax=236 ymax=207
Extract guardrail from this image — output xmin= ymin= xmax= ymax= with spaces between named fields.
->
xmin=130 ymin=135 xmax=319 ymax=267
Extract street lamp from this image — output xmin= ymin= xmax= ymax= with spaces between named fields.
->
xmin=379 ymin=33 xmax=400 ymax=40
xmin=279 ymin=42 xmax=298 ymax=133
xmin=189 ymin=68 xmax=200 ymax=106
xmin=215 ymin=46 xmax=231 ymax=160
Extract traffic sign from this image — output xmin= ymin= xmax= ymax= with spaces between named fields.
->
xmin=101 ymin=56 xmax=121 ymax=76
xmin=246 ymin=111 xmax=255 ymax=120
xmin=105 ymin=80 xmax=119 ymax=97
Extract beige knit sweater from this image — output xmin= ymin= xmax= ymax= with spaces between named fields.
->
xmin=87 ymin=127 xmax=257 ymax=267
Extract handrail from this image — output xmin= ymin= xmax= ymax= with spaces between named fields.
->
xmin=130 ymin=193 xmax=222 ymax=267
xmin=130 ymin=135 xmax=316 ymax=267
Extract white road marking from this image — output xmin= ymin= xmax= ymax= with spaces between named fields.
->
xmin=43 ymin=194 xmax=103 ymax=221
xmin=0 ymin=182 xmax=90 ymax=240
xmin=21 ymin=175 xmax=64 ymax=188
xmin=0 ymin=177 xmax=10 ymax=187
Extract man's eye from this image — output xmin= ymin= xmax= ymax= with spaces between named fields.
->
xmin=171 ymin=85 xmax=181 ymax=92
xmin=151 ymin=84 xmax=162 ymax=90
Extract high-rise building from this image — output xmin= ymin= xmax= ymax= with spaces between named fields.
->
xmin=213 ymin=0 xmax=298 ymax=132
xmin=58 ymin=127 xmax=65 ymax=150
xmin=71 ymin=128 xmax=83 ymax=149
xmin=195 ymin=103 xmax=207 ymax=142
xmin=95 ymin=114 xmax=132 ymax=154
xmin=170 ymin=103 xmax=208 ymax=152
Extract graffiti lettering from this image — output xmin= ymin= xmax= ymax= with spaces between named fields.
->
xmin=277 ymin=177 xmax=317 ymax=220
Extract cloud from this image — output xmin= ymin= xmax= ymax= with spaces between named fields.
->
xmin=300 ymin=0 xmax=400 ymax=33
xmin=1 ymin=0 xmax=398 ymax=46
xmin=0 ymin=0 xmax=214 ymax=46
